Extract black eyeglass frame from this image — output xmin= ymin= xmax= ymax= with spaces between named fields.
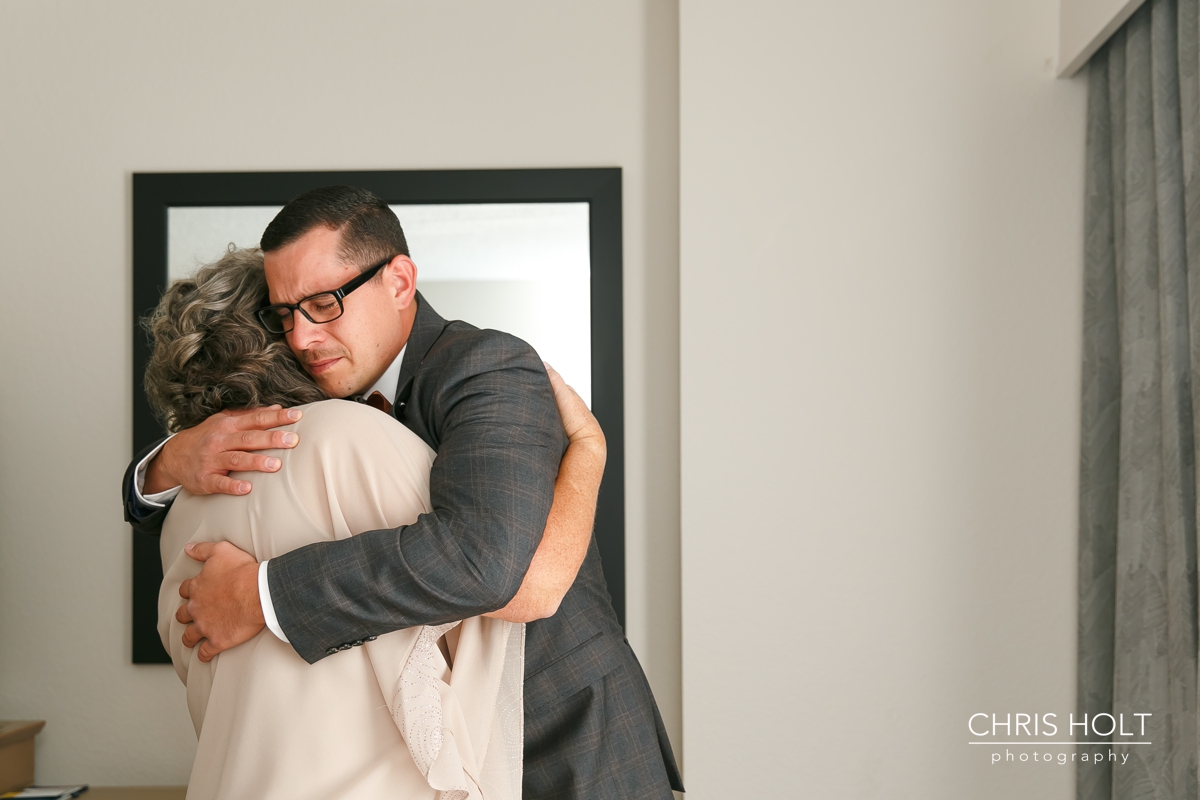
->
xmin=256 ymin=256 xmax=394 ymax=333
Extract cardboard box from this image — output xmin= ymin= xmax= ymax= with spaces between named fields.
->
xmin=0 ymin=721 xmax=45 ymax=794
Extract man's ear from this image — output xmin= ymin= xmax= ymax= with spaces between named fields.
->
xmin=384 ymin=255 xmax=418 ymax=310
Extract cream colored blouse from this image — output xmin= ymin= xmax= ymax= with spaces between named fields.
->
xmin=158 ymin=400 xmax=523 ymax=800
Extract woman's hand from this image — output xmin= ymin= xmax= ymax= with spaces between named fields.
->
xmin=545 ymin=362 xmax=605 ymax=457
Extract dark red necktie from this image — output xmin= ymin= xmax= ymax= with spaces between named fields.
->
xmin=363 ymin=390 xmax=393 ymax=416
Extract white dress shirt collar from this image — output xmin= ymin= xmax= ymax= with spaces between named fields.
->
xmin=362 ymin=343 xmax=407 ymax=405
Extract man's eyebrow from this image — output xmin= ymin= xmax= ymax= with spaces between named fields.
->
xmin=272 ymin=284 xmax=315 ymax=305
xmin=271 ymin=267 xmax=355 ymax=304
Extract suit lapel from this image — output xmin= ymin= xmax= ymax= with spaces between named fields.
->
xmin=393 ymin=291 xmax=448 ymax=408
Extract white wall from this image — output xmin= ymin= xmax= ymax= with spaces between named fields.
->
xmin=0 ymin=0 xmax=680 ymax=785
xmin=680 ymin=1 xmax=1086 ymax=798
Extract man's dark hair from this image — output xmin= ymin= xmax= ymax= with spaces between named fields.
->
xmin=260 ymin=185 xmax=409 ymax=270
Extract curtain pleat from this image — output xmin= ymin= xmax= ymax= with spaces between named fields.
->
xmin=1080 ymin=1 xmax=1200 ymax=797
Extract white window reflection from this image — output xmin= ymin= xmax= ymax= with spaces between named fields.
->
xmin=166 ymin=203 xmax=592 ymax=405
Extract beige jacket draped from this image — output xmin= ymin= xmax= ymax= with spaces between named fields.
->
xmin=157 ymin=400 xmax=523 ymax=800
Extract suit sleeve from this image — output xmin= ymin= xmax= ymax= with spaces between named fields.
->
xmin=267 ymin=332 xmax=569 ymax=664
xmin=122 ymin=437 xmax=172 ymax=534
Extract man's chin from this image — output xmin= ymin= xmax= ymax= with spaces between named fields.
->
xmin=312 ymin=372 xmax=360 ymax=400
xmin=315 ymin=379 xmax=349 ymax=398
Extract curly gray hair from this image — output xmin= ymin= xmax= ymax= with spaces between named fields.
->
xmin=142 ymin=246 xmax=327 ymax=433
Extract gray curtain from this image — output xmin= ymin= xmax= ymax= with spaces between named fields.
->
xmin=1080 ymin=0 xmax=1200 ymax=798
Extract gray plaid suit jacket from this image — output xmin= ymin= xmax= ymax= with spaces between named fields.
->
xmin=124 ymin=293 xmax=682 ymax=799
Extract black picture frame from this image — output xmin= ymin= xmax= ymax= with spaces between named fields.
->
xmin=131 ymin=168 xmax=625 ymax=664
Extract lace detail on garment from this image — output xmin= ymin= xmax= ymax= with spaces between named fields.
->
xmin=376 ymin=618 xmax=525 ymax=800
xmin=393 ymin=621 xmax=475 ymax=800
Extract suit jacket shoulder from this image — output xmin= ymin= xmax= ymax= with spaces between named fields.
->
xmin=397 ymin=298 xmax=565 ymax=455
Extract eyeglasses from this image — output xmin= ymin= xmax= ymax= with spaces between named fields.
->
xmin=256 ymin=257 xmax=394 ymax=334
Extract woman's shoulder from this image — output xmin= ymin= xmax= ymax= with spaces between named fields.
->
xmin=290 ymin=398 xmax=376 ymax=426
xmin=280 ymin=400 xmax=436 ymax=516
xmin=288 ymin=399 xmax=434 ymax=460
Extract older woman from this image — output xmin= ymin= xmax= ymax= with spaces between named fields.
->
xmin=143 ymin=247 xmax=602 ymax=800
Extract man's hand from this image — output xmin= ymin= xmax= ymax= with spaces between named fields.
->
xmin=177 ymin=541 xmax=266 ymax=662
xmin=145 ymin=405 xmax=303 ymax=496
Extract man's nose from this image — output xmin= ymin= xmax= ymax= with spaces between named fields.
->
xmin=287 ymin=313 xmax=324 ymax=351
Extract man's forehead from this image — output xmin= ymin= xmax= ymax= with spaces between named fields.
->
xmin=264 ymin=251 xmax=357 ymax=303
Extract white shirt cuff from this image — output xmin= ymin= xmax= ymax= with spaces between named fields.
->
xmin=259 ymin=560 xmax=289 ymax=643
xmin=134 ymin=434 xmax=182 ymax=507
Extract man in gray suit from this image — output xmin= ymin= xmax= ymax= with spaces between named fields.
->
xmin=122 ymin=186 xmax=682 ymax=798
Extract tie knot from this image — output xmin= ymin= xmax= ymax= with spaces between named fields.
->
xmin=364 ymin=390 xmax=393 ymax=416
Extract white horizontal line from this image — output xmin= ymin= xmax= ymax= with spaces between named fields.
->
xmin=968 ymin=742 xmax=1151 ymax=745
